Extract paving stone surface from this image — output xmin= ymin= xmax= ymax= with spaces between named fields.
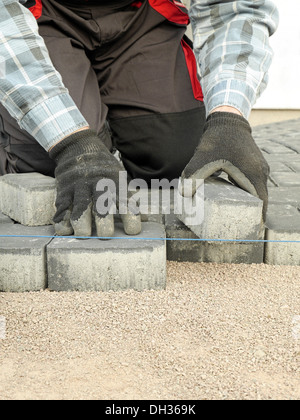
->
xmin=288 ymin=162 xmax=300 ymax=172
xmin=0 ymin=173 xmax=56 ymax=226
xmin=165 ymin=213 xmax=264 ymax=264
xmin=0 ymin=224 xmax=54 ymax=292
xmin=267 ymin=161 xmax=294 ymax=172
xmin=0 ymin=212 xmax=14 ymax=225
xmin=0 ymin=217 xmax=166 ymax=291
xmin=47 ymin=222 xmax=166 ymax=292
xmin=268 ymin=187 xmax=300 ymax=208
xmin=253 ymin=119 xmax=300 ymax=266
xmin=264 ymin=204 xmax=300 ymax=266
xmin=176 ymin=177 xmax=264 ymax=241
xmin=269 ymin=172 xmax=300 ymax=187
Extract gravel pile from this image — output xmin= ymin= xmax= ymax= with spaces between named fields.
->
xmin=0 ymin=261 xmax=300 ymax=400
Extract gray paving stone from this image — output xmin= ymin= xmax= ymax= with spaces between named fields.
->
xmin=0 ymin=212 xmax=13 ymax=225
xmin=165 ymin=214 xmax=264 ymax=264
xmin=263 ymin=154 xmax=300 ymax=163
xmin=267 ymin=179 xmax=277 ymax=188
xmin=255 ymin=140 xmax=275 ymax=148
xmin=47 ymin=222 xmax=166 ymax=292
xmin=269 ymin=172 xmax=300 ymax=187
xmin=253 ymin=118 xmax=300 ymax=139
xmin=126 ymin=180 xmax=265 ymax=263
xmin=286 ymin=162 xmax=300 ymax=172
xmin=268 ymin=187 xmax=300 ymax=208
xmin=260 ymin=143 xmax=297 ymax=154
xmin=268 ymin=138 xmax=300 ymax=153
xmin=265 ymin=204 xmax=300 ymax=266
xmin=254 ymin=119 xmax=300 ymax=154
xmin=284 ymin=143 xmax=300 ymax=153
xmin=268 ymin=162 xmax=295 ymax=173
xmin=177 ymin=178 xmax=264 ymax=241
xmin=0 ymin=224 xmax=54 ymax=292
xmin=0 ymin=173 xmax=56 ymax=226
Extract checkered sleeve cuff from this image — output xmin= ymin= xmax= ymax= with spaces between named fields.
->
xmin=19 ymin=93 xmax=89 ymax=151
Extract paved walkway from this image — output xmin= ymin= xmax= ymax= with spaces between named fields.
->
xmin=253 ymin=119 xmax=300 ymax=265
xmin=253 ymin=118 xmax=300 ymax=195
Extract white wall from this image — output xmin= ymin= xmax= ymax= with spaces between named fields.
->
xmin=255 ymin=0 xmax=300 ymax=109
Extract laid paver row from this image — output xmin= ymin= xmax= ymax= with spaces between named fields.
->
xmin=0 ymin=184 xmax=299 ymax=293
xmin=0 ymin=221 xmax=167 ymax=292
xmin=0 ymin=173 xmax=266 ymax=292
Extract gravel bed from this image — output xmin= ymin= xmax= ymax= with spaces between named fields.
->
xmin=0 ymin=261 xmax=300 ymax=400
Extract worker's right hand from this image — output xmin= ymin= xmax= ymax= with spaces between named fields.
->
xmin=180 ymin=112 xmax=270 ymax=220
xmin=49 ymin=128 xmax=142 ymax=237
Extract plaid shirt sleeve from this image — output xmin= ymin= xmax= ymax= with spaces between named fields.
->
xmin=0 ymin=0 xmax=89 ymax=151
xmin=189 ymin=0 xmax=279 ymax=119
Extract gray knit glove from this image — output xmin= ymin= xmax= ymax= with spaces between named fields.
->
xmin=49 ymin=129 xmax=141 ymax=237
xmin=180 ymin=112 xmax=269 ymax=219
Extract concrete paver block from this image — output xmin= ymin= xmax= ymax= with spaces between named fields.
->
xmin=269 ymin=172 xmax=300 ymax=187
xmin=265 ymin=204 xmax=300 ymax=266
xmin=268 ymin=162 xmax=295 ymax=173
xmin=0 ymin=173 xmax=56 ymax=226
xmin=177 ymin=178 xmax=264 ymax=241
xmin=285 ymin=143 xmax=300 ymax=154
xmin=263 ymin=154 xmax=300 ymax=164
xmin=0 ymin=224 xmax=54 ymax=292
xmin=287 ymin=162 xmax=300 ymax=172
xmin=47 ymin=222 xmax=166 ymax=292
xmin=261 ymin=143 xmax=297 ymax=154
xmin=268 ymin=187 xmax=300 ymax=208
xmin=0 ymin=212 xmax=13 ymax=225
xmin=165 ymin=214 xmax=264 ymax=264
xmin=269 ymin=137 xmax=300 ymax=154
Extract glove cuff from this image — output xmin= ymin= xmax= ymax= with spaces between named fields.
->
xmin=206 ymin=111 xmax=251 ymax=132
xmin=49 ymin=129 xmax=107 ymax=162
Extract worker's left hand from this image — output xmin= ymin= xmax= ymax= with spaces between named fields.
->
xmin=179 ymin=112 xmax=270 ymax=220
xmin=49 ymin=128 xmax=142 ymax=238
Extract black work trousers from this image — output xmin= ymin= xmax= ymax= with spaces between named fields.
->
xmin=0 ymin=0 xmax=206 ymax=182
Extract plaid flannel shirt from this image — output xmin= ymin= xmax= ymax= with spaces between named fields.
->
xmin=0 ymin=0 xmax=279 ymax=151
xmin=189 ymin=0 xmax=279 ymax=118
xmin=0 ymin=0 xmax=89 ymax=151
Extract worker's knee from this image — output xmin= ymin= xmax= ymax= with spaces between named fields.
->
xmin=109 ymin=106 xmax=206 ymax=182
